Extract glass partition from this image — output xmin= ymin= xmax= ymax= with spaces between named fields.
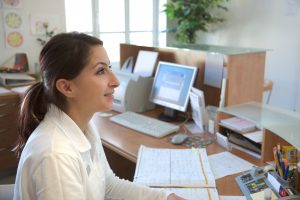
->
xmin=218 ymin=102 xmax=300 ymax=150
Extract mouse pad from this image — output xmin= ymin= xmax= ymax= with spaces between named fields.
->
xmin=168 ymin=136 xmax=212 ymax=148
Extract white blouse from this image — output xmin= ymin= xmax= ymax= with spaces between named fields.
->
xmin=14 ymin=105 xmax=168 ymax=200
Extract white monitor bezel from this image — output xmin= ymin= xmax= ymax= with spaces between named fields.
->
xmin=149 ymin=61 xmax=198 ymax=112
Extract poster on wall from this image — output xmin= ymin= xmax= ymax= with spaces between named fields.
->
xmin=5 ymin=31 xmax=23 ymax=48
xmin=2 ymin=0 xmax=22 ymax=9
xmin=3 ymin=10 xmax=23 ymax=30
xmin=30 ymin=14 xmax=59 ymax=35
xmin=2 ymin=9 xmax=24 ymax=48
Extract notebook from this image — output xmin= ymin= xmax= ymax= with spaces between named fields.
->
xmin=220 ymin=117 xmax=256 ymax=132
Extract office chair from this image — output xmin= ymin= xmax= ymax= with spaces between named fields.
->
xmin=263 ymin=80 xmax=273 ymax=104
xmin=0 ymin=184 xmax=14 ymax=200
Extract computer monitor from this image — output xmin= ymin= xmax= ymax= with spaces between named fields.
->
xmin=149 ymin=61 xmax=198 ymax=121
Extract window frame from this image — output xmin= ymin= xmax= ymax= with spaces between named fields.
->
xmin=89 ymin=0 xmax=163 ymax=45
xmin=65 ymin=0 xmax=166 ymax=66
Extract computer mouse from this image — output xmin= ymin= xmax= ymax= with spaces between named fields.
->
xmin=171 ymin=133 xmax=188 ymax=145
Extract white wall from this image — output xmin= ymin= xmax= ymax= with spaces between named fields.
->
xmin=0 ymin=0 xmax=66 ymax=73
xmin=296 ymin=75 xmax=300 ymax=111
xmin=168 ymin=0 xmax=300 ymax=111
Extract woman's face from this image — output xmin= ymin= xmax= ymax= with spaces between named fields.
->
xmin=70 ymin=45 xmax=119 ymax=113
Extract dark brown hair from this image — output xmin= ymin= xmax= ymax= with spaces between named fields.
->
xmin=16 ymin=32 xmax=103 ymax=157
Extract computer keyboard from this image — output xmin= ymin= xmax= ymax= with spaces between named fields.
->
xmin=110 ymin=111 xmax=179 ymax=138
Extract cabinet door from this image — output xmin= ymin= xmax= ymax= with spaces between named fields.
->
xmin=0 ymin=93 xmax=20 ymax=171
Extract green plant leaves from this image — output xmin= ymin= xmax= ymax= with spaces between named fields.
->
xmin=164 ymin=0 xmax=230 ymax=44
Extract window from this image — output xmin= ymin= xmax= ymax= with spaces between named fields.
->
xmin=65 ymin=0 xmax=167 ymax=67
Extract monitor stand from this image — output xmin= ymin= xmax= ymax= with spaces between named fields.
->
xmin=158 ymin=108 xmax=186 ymax=122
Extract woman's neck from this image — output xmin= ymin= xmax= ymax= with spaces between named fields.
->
xmin=64 ymin=106 xmax=92 ymax=134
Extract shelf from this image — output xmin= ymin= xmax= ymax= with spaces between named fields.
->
xmin=218 ymin=122 xmax=260 ymax=135
xmin=218 ymin=102 xmax=300 ymax=150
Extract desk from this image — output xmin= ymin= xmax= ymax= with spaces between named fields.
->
xmin=91 ymin=109 xmax=262 ymax=196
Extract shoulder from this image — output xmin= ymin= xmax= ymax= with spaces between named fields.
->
xmin=17 ymin=124 xmax=84 ymax=184
xmin=20 ymin=119 xmax=81 ymax=166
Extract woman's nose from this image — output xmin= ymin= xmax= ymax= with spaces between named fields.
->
xmin=109 ymin=71 xmax=120 ymax=88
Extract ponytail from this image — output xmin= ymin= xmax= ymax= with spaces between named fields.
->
xmin=16 ymin=82 xmax=48 ymax=158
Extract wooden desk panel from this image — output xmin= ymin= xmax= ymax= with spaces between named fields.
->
xmin=91 ymin=112 xmax=262 ymax=196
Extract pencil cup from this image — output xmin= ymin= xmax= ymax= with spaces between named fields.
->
xmin=296 ymin=162 xmax=300 ymax=193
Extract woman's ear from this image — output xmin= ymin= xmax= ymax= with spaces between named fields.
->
xmin=56 ymin=79 xmax=75 ymax=97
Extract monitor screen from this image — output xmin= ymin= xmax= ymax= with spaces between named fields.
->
xmin=149 ymin=61 xmax=197 ymax=114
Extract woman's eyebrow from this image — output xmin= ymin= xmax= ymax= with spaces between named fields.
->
xmin=92 ymin=61 xmax=110 ymax=69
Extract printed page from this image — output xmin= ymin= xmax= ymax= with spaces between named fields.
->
xmin=244 ymin=130 xmax=263 ymax=143
xmin=208 ymin=151 xmax=254 ymax=179
xmin=134 ymin=146 xmax=171 ymax=186
xmin=133 ymin=50 xmax=158 ymax=77
xmin=219 ymin=196 xmax=246 ymax=200
xmin=164 ymin=188 xmax=219 ymax=200
xmin=134 ymin=146 xmax=216 ymax=187
xmin=204 ymin=53 xmax=224 ymax=88
xmin=220 ymin=117 xmax=256 ymax=132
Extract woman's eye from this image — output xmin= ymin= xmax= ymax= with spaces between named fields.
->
xmin=96 ymin=68 xmax=105 ymax=75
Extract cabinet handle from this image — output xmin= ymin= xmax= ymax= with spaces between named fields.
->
xmin=0 ymin=114 xmax=8 ymax=118
xmin=0 ymin=128 xmax=9 ymax=134
xmin=0 ymin=103 xmax=8 ymax=107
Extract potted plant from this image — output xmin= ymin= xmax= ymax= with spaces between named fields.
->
xmin=164 ymin=0 xmax=230 ymax=44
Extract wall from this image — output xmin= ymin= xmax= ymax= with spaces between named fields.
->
xmin=167 ymin=0 xmax=300 ymax=111
xmin=296 ymin=76 xmax=300 ymax=111
xmin=0 ymin=0 xmax=66 ymax=73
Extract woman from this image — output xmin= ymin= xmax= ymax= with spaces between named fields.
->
xmin=14 ymin=32 xmax=184 ymax=200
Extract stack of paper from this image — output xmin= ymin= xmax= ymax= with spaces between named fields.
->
xmin=0 ymin=73 xmax=36 ymax=87
xmin=220 ymin=117 xmax=256 ymax=132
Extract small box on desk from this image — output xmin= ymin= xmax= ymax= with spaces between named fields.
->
xmin=236 ymin=166 xmax=300 ymax=200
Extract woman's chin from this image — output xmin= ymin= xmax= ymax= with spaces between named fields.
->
xmin=100 ymin=106 xmax=113 ymax=113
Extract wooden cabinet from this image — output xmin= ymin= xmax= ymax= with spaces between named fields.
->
xmin=216 ymin=102 xmax=300 ymax=192
xmin=0 ymin=91 xmax=20 ymax=172
xmin=216 ymin=102 xmax=300 ymax=163
xmin=120 ymin=43 xmax=266 ymax=107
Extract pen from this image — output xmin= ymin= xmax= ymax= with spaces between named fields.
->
xmin=275 ymin=147 xmax=284 ymax=177
xmin=273 ymin=147 xmax=281 ymax=176
xmin=284 ymin=165 xmax=289 ymax=180
xmin=279 ymin=153 xmax=285 ymax=178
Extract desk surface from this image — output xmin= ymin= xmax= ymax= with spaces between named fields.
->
xmin=91 ymin=109 xmax=263 ymax=196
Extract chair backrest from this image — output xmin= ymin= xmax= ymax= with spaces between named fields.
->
xmin=0 ymin=184 xmax=14 ymax=200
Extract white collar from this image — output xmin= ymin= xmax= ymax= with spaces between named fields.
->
xmin=45 ymin=104 xmax=92 ymax=153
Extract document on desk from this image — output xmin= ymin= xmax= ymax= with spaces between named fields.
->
xmin=164 ymin=188 xmax=219 ymax=200
xmin=134 ymin=145 xmax=216 ymax=187
xmin=208 ymin=152 xmax=254 ymax=179
xmin=243 ymin=130 xmax=263 ymax=143
xmin=219 ymin=196 xmax=246 ymax=200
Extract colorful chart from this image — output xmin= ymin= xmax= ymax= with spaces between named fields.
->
xmin=6 ymin=31 xmax=23 ymax=48
xmin=5 ymin=12 xmax=22 ymax=29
